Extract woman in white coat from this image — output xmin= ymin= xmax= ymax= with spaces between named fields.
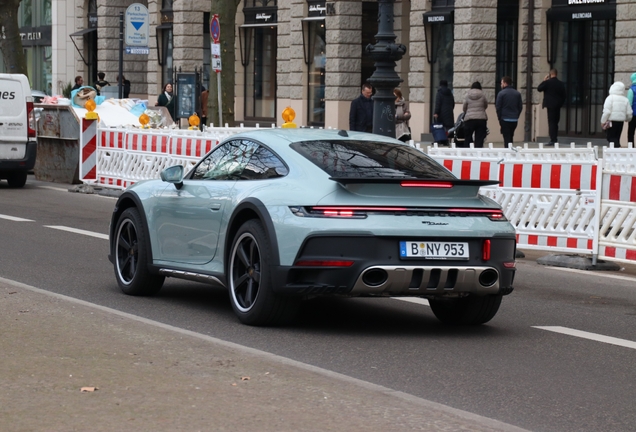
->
xmin=601 ymin=81 xmax=633 ymax=147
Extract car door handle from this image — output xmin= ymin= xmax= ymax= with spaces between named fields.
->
xmin=210 ymin=203 xmax=221 ymax=211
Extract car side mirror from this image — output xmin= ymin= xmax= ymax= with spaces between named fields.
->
xmin=160 ymin=165 xmax=184 ymax=189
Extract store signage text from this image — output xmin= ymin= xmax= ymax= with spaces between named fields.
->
xmin=21 ymin=32 xmax=42 ymax=40
xmin=427 ymin=16 xmax=445 ymax=22
xmin=568 ymin=0 xmax=604 ymax=4
xmin=309 ymin=5 xmax=326 ymax=14
xmin=256 ymin=13 xmax=273 ymax=21
xmin=572 ymin=12 xmax=593 ymax=18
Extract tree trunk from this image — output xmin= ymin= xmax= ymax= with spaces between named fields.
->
xmin=208 ymin=0 xmax=239 ymax=127
xmin=0 ymin=0 xmax=28 ymax=76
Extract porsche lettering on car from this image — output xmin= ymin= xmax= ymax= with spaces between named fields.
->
xmin=108 ymin=129 xmax=516 ymax=326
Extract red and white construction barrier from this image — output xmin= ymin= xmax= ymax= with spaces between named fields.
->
xmin=79 ymin=118 xmax=98 ymax=182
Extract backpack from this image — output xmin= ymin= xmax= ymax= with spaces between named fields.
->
xmin=631 ymin=84 xmax=636 ymax=113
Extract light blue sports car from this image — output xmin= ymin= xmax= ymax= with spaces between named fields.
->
xmin=108 ymin=129 xmax=516 ymax=326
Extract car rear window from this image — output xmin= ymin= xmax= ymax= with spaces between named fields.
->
xmin=290 ymin=140 xmax=455 ymax=179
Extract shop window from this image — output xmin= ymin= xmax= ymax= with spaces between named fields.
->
xmin=245 ymin=27 xmax=277 ymax=120
xmin=304 ymin=19 xmax=326 ymax=127
xmin=496 ymin=0 xmax=519 ymax=94
xmin=361 ymin=2 xmax=378 ymax=85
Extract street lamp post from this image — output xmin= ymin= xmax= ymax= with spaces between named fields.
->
xmin=366 ymin=0 xmax=406 ymax=138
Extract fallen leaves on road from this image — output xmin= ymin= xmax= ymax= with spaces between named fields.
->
xmin=241 ymin=376 xmax=250 ymax=381
xmin=80 ymin=387 xmax=99 ymax=392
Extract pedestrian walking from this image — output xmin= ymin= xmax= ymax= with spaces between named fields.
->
xmin=93 ymin=72 xmax=110 ymax=96
xmin=394 ymin=88 xmax=411 ymax=142
xmin=200 ymin=86 xmax=209 ymax=131
xmin=537 ymin=68 xmax=566 ymax=146
xmin=71 ymin=76 xmax=83 ymax=91
xmin=433 ymin=80 xmax=455 ymax=146
xmin=600 ymin=81 xmax=633 ymax=148
xmin=349 ymin=83 xmax=374 ymax=132
xmin=627 ymin=72 xmax=636 ymax=146
xmin=462 ymin=81 xmax=488 ymax=148
xmin=496 ymin=76 xmax=523 ymax=146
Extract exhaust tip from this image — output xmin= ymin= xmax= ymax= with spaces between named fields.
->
xmin=362 ymin=268 xmax=388 ymax=287
xmin=479 ymin=269 xmax=498 ymax=287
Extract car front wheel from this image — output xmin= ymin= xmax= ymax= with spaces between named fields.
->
xmin=114 ymin=207 xmax=164 ymax=296
xmin=229 ymin=220 xmax=298 ymax=326
xmin=429 ymin=294 xmax=502 ymax=325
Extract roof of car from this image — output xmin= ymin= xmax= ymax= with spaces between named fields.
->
xmin=230 ymin=128 xmax=405 ymax=146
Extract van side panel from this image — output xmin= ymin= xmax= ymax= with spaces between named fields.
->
xmin=0 ymin=74 xmax=30 ymax=160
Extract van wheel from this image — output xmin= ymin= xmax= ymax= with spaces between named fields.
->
xmin=7 ymin=171 xmax=27 ymax=188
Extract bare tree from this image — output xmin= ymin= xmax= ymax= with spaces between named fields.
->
xmin=0 ymin=0 xmax=27 ymax=76
xmin=208 ymin=0 xmax=240 ymax=127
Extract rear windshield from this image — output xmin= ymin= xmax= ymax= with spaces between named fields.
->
xmin=290 ymin=140 xmax=455 ymax=179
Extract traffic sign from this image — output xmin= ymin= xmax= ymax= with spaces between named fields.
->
xmin=212 ymin=56 xmax=222 ymax=73
xmin=125 ymin=3 xmax=149 ymax=47
xmin=210 ymin=14 xmax=220 ymax=43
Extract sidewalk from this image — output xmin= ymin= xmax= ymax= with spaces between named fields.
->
xmin=0 ymin=278 xmax=528 ymax=432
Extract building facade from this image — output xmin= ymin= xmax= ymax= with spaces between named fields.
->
xmin=5 ymin=0 xmax=636 ymax=143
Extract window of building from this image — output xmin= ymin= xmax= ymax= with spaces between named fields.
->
xmin=159 ymin=0 xmax=174 ymax=87
xmin=305 ymin=19 xmax=326 ymax=127
xmin=361 ymin=2 xmax=379 ymax=85
xmin=242 ymin=1 xmax=278 ymax=122
xmin=496 ymin=0 xmax=519 ymax=94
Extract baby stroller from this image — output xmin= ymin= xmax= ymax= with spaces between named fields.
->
xmin=447 ymin=112 xmax=465 ymax=147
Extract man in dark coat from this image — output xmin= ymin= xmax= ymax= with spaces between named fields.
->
xmin=349 ymin=83 xmax=374 ymax=132
xmin=496 ymin=76 xmax=523 ymax=146
xmin=537 ymin=68 xmax=566 ymax=145
xmin=433 ymin=80 xmax=455 ymax=145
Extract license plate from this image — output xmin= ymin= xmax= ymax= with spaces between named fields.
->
xmin=399 ymin=241 xmax=469 ymax=259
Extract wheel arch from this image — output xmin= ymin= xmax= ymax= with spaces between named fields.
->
xmin=109 ymin=192 xmax=156 ymax=270
xmin=224 ymin=198 xmax=280 ymax=270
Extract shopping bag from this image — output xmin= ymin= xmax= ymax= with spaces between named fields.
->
xmin=431 ymin=123 xmax=447 ymax=142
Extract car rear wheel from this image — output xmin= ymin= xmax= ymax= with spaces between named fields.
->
xmin=114 ymin=208 xmax=164 ymax=296
xmin=429 ymin=294 xmax=502 ymax=325
xmin=7 ymin=171 xmax=27 ymax=188
xmin=229 ymin=220 xmax=298 ymax=326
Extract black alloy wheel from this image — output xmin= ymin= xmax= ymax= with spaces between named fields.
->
xmin=114 ymin=207 xmax=164 ymax=295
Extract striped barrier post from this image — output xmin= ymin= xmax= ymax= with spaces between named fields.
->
xmin=598 ymin=148 xmax=636 ymax=265
xmin=80 ymin=118 xmax=98 ymax=183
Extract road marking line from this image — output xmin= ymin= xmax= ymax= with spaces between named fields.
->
xmin=37 ymin=185 xmax=70 ymax=192
xmin=44 ymin=225 xmax=108 ymax=240
xmin=544 ymin=266 xmax=636 ymax=283
xmin=0 ymin=214 xmax=34 ymax=222
xmin=533 ymin=326 xmax=636 ymax=350
xmin=393 ymin=297 xmax=430 ymax=306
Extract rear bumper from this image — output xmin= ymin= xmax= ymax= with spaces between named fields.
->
xmin=0 ymin=141 xmax=37 ymax=172
xmin=270 ymin=234 xmax=516 ymax=297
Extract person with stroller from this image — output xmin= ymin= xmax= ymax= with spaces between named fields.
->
xmin=462 ymin=81 xmax=488 ymax=148
xmin=433 ymin=80 xmax=455 ymax=146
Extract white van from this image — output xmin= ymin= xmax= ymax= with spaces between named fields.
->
xmin=0 ymin=74 xmax=37 ymax=187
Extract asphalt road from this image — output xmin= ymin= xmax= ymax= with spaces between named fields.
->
xmin=2 ymin=176 xmax=636 ymax=432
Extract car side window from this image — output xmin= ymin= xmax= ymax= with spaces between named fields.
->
xmin=191 ymin=139 xmax=259 ymax=180
xmin=240 ymin=146 xmax=289 ymax=180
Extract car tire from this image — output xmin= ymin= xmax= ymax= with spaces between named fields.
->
xmin=7 ymin=171 xmax=27 ymax=188
xmin=429 ymin=294 xmax=502 ymax=325
xmin=114 ymin=207 xmax=164 ymax=296
xmin=229 ymin=219 xmax=298 ymax=326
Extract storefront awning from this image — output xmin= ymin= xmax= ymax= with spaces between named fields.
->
xmin=546 ymin=4 xmax=616 ymax=21
xmin=423 ymin=8 xmax=454 ymax=25
xmin=69 ymin=28 xmax=97 ymax=66
xmin=69 ymin=27 xmax=96 ymax=37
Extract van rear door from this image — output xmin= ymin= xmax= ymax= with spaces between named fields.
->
xmin=0 ymin=73 xmax=29 ymax=160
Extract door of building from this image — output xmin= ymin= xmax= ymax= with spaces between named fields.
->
xmin=551 ymin=19 xmax=615 ymax=138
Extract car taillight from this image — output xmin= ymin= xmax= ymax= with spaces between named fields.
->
xmin=448 ymin=208 xmax=507 ymax=221
xmin=482 ymin=239 xmax=491 ymax=261
xmin=294 ymin=260 xmax=354 ymax=267
xmin=27 ymin=101 xmax=36 ymax=138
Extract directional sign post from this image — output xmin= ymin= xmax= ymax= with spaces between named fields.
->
xmin=211 ymin=14 xmax=222 ymax=127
